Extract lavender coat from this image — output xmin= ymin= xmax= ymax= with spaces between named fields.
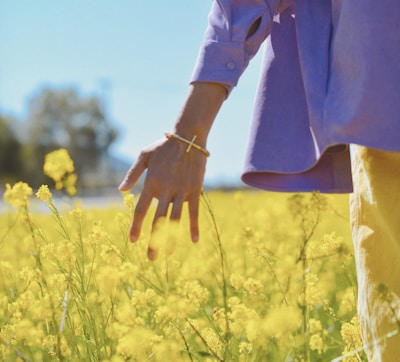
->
xmin=191 ymin=0 xmax=400 ymax=193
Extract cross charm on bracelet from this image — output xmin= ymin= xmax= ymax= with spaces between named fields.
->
xmin=186 ymin=135 xmax=197 ymax=153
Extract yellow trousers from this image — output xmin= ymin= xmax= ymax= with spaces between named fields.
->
xmin=350 ymin=146 xmax=400 ymax=361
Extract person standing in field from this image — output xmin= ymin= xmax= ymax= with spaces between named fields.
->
xmin=119 ymin=0 xmax=400 ymax=360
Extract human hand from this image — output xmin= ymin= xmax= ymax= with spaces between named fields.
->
xmin=118 ymin=136 xmax=207 ymax=259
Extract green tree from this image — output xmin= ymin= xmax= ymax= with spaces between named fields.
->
xmin=23 ymin=87 xmax=119 ymax=187
xmin=0 ymin=115 xmax=23 ymax=183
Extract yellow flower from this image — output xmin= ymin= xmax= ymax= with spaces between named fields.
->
xmin=97 ymin=265 xmax=121 ymax=297
xmin=14 ymin=319 xmax=44 ymax=346
xmin=304 ymin=272 xmax=322 ymax=306
xmin=43 ymin=148 xmax=75 ymax=182
xmin=341 ymin=317 xmax=364 ymax=361
xmin=0 ymin=324 xmax=15 ymax=344
xmin=42 ymin=334 xmax=57 ymax=355
xmin=41 ymin=243 xmax=55 ymax=259
xmin=229 ymin=302 xmax=259 ymax=338
xmin=154 ymin=305 xmax=171 ymax=326
xmin=43 ymin=148 xmax=77 ymax=195
xmin=36 ymin=185 xmax=53 ymax=203
xmin=56 ymin=241 xmax=77 ymax=267
xmin=69 ymin=207 xmax=83 ymax=220
xmin=18 ymin=267 xmax=40 ymax=285
xmin=60 ymin=335 xmax=71 ymax=357
xmin=116 ymin=327 xmax=162 ymax=359
xmin=123 ymin=193 xmax=135 ymax=210
xmin=338 ymin=288 xmax=356 ymax=316
xmin=152 ymin=339 xmax=182 ymax=362
xmin=229 ymin=273 xmax=244 ymax=290
xmin=239 ymin=341 xmax=253 ymax=355
xmin=3 ymin=182 xmax=33 ymax=208
xmin=65 ymin=172 xmax=77 ymax=196
xmin=341 ymin=316 xmax=362 ymax=347
xmin=309 ymin=318 xmax=323 ymax=334
xmin=118 ymin=262 xmax=139 ymax=285
xmin=309 ymin=333 xmax=325 ymax=354
xmin=88 ymin=220 xmax=109 ymax=246
xmin=201 ymin=327 xmax=223 ymax=357
xmin=341 ymin=345 xmax=363 ymax=362
xmin=253 ymin=306 xmax=302 ymax=341
xmin=243 ymin=277 xmax=264 ymax=295
xmin=308 ymin=318 xmax=327 ymax=354
xmin=100 ymin=242 xmax=122 ymax=266
xmin=177 ymin=280 xmax=210 ymax=308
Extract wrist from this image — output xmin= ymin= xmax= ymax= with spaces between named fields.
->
xmin=173 ymin=82 xmax=226 ymax=146
xmin=165 ymin=132 xmax=210 ymax=157
xmin=173 ymin=122 xmax=209 ymax=148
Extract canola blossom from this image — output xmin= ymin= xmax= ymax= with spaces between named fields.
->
xmin=36 ymin=185 xmax=53 ymax=203
xmin=1 ymin=152 xmax=396 ymax=361
xmin=43 ymin=148 xmax=77 ymax=195
xmin=3 ymin=182 xmax=33 ymax=208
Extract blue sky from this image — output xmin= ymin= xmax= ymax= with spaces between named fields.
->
xmin=0 ymin=1 xmax=264 ymax=185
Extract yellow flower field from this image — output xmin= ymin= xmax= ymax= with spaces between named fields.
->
xmin=0 ymin=150 xmax=368 ymax=361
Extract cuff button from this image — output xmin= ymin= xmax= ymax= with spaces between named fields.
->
xmin=226 ymin=61 xmax=236 ymax=70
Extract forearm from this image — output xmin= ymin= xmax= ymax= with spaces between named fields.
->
xmin=173 ymin=82 xmax=227 ymax=148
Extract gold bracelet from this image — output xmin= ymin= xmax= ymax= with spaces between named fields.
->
xmin=165 ymin=132 xmax=210 ymax=157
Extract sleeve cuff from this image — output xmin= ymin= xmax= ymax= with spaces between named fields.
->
xmin=190 ymin=40 xmax=246 ymax=96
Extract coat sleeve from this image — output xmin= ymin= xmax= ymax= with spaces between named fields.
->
xmin=190 ymin=0 xmax=294 ymax=94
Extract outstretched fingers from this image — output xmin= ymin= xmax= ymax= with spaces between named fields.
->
xmin=152 ymin=197 xmax=171 ymax=230
xmin=129 ymin=192 xmax=153 ymax=243
xmin=170 ymin=195 xmax=185 ymax=221
xmin=118 ymin=151 xmax=148 ymax=191
xmin=188 ymin=195 xmax=200 ymax=243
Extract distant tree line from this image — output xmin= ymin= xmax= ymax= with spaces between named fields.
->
xmin=0 ymin=87 xmax=119 ymax=189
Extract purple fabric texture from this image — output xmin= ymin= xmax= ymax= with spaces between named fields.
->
xmin=191 ymin=0 xmax=400 ymax=193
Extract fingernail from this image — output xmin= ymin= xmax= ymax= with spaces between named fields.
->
xmin=130 ymin=232 xmax=138 ymax=243
xmin=192 ymin=235 xmax=199 ymax=243
xmin=147 ymin=248 xmax=158 ymax=261
xmin=118 ymin=180 xmax=128 ymax=190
